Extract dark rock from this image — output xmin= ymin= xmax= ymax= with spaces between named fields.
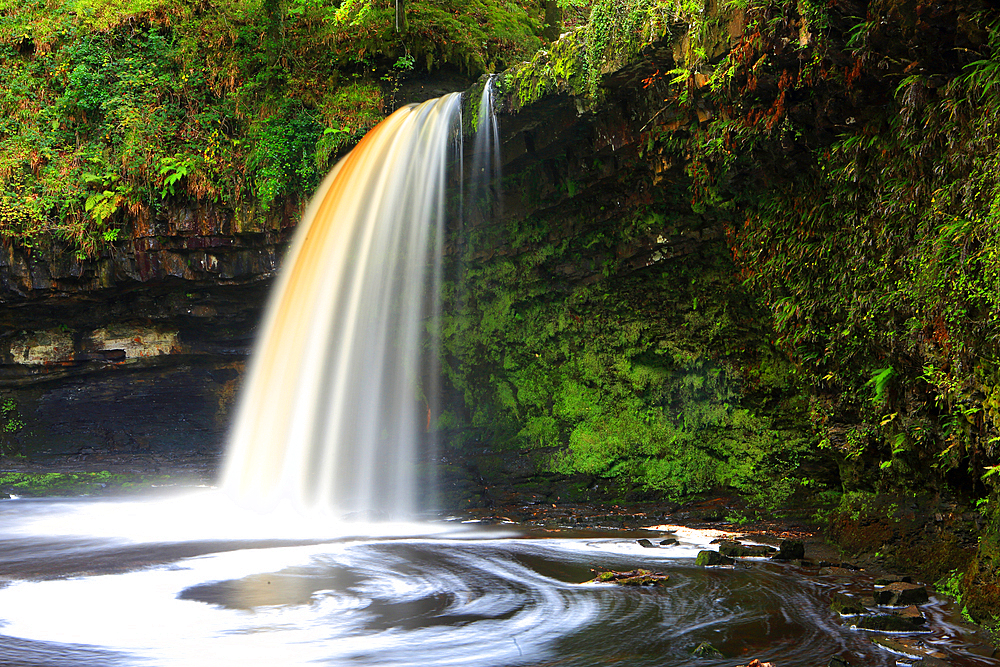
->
xmin=873 ymin=581 xmax=929 ymax=606
xmin=897 ymin=605 xmax=925 ymax=624
xmin=968 ymin=644 xmax=997 ymax=659
xmin=696 ymin=550 xmax=735 ymax=566
xmin=818 ymin=561 xmax=860 ymax=570
xmin=869 ymin=635 xmax=949 ymax=662
xmin=819 ymin=566 xmax=857 ymax=577
xmin=718 ymin=540 xmax=775 ymax=557
xmin=830 ymin=592 xmax=867 ymax=615
xmin=920 ymin=658 xmax=954 ymax=667
xmin=659 ymin=537 xmax=679 ymax=546
xmin=590 ymin=569 xmax=669 ymax=586
xmin=874 ymin=575 xmax=913 ymax=585
xmin=771 ymin=539 xmax=805 ymax=560
xmin=853 ymin=614 xmax=924 ymax=632
xmin=637 ymin=538 xmax=656 ymax=548
xmin=828 ymin=657 xmax=851 ymax=667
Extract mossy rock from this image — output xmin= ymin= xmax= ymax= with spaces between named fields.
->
xmin=0 ymin=471 xmax=171 ymax=497
xmin=852 ymin=614 xmax=923 ymax=632
xmin=591 ymin=568 xmax=670 ymax=586
xmin=872 ymin=582 xmax=928 ymax=606
xmin=771 ymin=539 xmax=805 ymax=561
xmin=830 ymin=592 xmax=867 ymax=616
xmin=718 ymin=540 xmax=775 ymax=557
xmin=696 ymin=550 xmax=734 ymax=566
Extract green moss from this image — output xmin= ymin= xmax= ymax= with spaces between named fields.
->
xmin=499 ymin=0 xmax=679 ymax=112
xmin=0 ymin=471 xmax=175 ymax=496
xmin=440 ymin=160 xmax=819 ymax=504
xmin=0 ymin=0 xmax=545 ymax=254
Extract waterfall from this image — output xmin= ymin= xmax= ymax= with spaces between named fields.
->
xmin=221 ymin=93 xmax=464 ymax=518
xmin=471 ymin=75 xmax=501 ymax=208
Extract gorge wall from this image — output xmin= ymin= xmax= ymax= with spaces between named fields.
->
xmin=3 ymin=0 xmax=1000 ymax=626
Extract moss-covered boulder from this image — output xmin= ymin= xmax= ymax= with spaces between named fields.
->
xmin=696 ymin=550 xmax=734 ymax=566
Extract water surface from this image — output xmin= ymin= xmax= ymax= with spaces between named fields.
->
xmin=0 ymin=492 xmax=992 ymax=667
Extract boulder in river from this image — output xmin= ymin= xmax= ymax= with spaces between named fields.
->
xmin=897 ymin=605 xmax=926 ymax=624
xmin=853 ymin=614 xmax=925 ymax=632
xmin=873 ymin=581 xmax=928 ymax=606
xmin=830 ymin=592 xmax=867 ymax=615
xmin=717 ymin=540 xmax=776 ymax=557
xmin=869 ymin=635 xmax=948 ymax=661
xmin=637 ymin=538 xmax=657 ymax=548
xmin=696 ymin=550 xmax=735 ymax=566
xmin=589 ymin=569 xmax=670 ymax=586
xmin=771 ymin=539 xmax=805 ymax=560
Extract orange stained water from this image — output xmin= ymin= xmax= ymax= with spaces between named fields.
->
xmin=221 ymin=93 xmax=463 ymax=517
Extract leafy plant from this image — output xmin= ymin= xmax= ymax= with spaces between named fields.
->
xmin=866 ymin=366 xmax=895 ymax=405
xmin=158 ymin=155 xmax=198 ymax=199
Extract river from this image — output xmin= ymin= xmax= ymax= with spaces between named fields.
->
xmin=0 ymin=491 xmax=992 ymax=667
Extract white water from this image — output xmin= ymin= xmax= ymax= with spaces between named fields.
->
xmin=0 ymin=497 xmax=940 ymax=667
xmin=470 ymin=74 xmax=501 ymax=216
xmin=221 ymin=94 xmax=463 ymax=517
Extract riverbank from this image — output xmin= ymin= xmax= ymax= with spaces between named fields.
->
xmin=0 ymin=454 xmax=982 ymax=612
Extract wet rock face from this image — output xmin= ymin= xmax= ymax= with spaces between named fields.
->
xmin=0 ymin=200 xmax=293 ymax=301
xmin=11 ymin=359 xmax=242 ymax=460
xmin=0 ymin=198 xmax=285 ymax=464
xmin=0 ymin=281 xmax=269 ymax=461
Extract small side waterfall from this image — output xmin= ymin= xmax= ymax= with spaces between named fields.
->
xmin=471 ymin=74 xmax=501 ymax=209
xmin=221 ymin=93 xmax=464 ymax=518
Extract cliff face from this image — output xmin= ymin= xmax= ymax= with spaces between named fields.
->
xmin=444 ymin=0 xmax=1000 ymax=624
xmin=0 ymin=202 xmax=292 ymax=462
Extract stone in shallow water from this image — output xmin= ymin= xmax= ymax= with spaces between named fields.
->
xmin=831 ymin=592 xmax=867 ymax=615
xmin=898 ymin=605 xmax=926 ymax=624
xmin=873 ymin=581 xmax=928 ymax=606
xmin=717 ymin=540 xmax=775 ymax=557
xmin=590 ymin=569 xmax=670 ymax=586
xmin=869 ymin=635 xmax=947 ymax=660
xmin=636 ymin=538 xmax=656 ymax=548
xmin=853 ymin=614 xmax=924 ymax=632
xmin=659 ymin=537 xmax=679 ymax=546
xmin=696 ymin=550 xmax=734 ymax=566
xmin=771 ymin=538 xmax=805 ymax=560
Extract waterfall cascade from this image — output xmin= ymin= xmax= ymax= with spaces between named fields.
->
xmin=221 ymin=93 xmax=465 ymax=518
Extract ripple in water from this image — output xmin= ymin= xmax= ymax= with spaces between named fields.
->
xmin=0 ymin=495 xmax=992 ymax=667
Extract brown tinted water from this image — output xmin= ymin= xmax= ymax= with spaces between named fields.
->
xmin=0 ymin=494 xmax=994 ymax=667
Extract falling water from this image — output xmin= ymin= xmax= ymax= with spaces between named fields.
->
xmin=221 ymin=93 xmax=464 ymax=518
xmin=470 ymin=74 xmax=501 ymax=214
